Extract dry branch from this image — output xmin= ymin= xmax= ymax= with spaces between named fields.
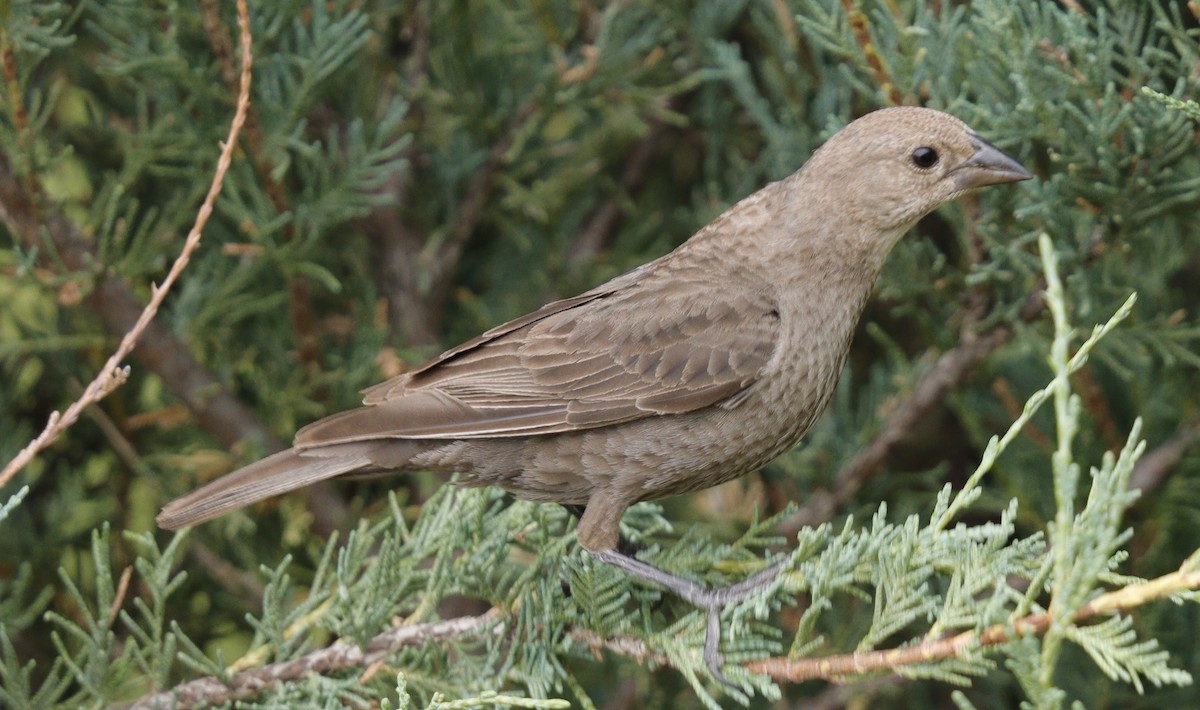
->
xmin=0 ymin=0 xmax=254 ymax=491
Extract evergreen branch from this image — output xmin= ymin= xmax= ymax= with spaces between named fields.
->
xmin=120 ymin=608 xmax=505 ymax=710
xmin=0 ymin=485 xmax=29 ymax=522
xmin=741 ymin=560 xmax=1200 ymax=683
xmin=1141 ymin=87 xmax=1200 ymax=122
xmin=0 ymin=0 xmax=253 ymax=491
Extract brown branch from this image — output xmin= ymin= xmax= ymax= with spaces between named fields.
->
xmin=120 ymin=608 xmax=505 ymax=709
xmin=745 ymin=557 xmax=1200 ymax=681
xmin=1129 ymin=418 xmax=1200 ymax=499
xmin=362 ymin=2 xmax=437 ymax=345
xmin=840 ymin=0 xmax=904 ymax=107
xmin=364 ymin=170 xmax=442 ymax=346
xmin=367 ymin=100 xmax=537 ymax=347
xmin=200 ymin=0 xmax=323 ymax=372
xmin=565 ymin=107 xmax=676 ymax=269
xmin=186 ymin=540 xmax=267 ymax=605
xmin=430 ymin=101 xmax=538 ymax=281
xmin=0 ymin=0 xmax=255 ymax=490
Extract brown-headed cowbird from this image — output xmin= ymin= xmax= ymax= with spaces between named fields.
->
xmin=158 ymin=106 xmax=1031 ymax=679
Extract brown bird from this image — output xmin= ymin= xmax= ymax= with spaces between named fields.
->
xmin=158 ymin=106 xmax=1031 ymax=680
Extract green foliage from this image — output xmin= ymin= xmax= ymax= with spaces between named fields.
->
xmin=3 ymin=1 xmax=1200 ymax=708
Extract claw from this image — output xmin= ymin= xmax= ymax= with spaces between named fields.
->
xmin=591 ymin=549 xmax=788 ymax=684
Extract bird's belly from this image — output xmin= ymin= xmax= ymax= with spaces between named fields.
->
xmin=413 ymin=349 xmax=842 ymax=505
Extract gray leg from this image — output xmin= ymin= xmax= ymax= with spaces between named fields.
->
xmin=591 ymin=548 xmax=787 ymax=684
xmin=577 ymin=493 xmax=787 ymax=682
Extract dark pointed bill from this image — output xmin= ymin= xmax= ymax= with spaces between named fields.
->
xmin=952 ymin=134 xmax=1033 ymax=190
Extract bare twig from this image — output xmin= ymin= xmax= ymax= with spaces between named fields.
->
xmin=108 ymin=566 xmax=134 ymax=628
xmin=0 ymin=0 xmax=253 ymax=491
xmin=121 ymin=608 xmax=505 ymax=710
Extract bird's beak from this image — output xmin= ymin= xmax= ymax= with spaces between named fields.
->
xmin=951 ymin=134 xmax=1033 ymax=190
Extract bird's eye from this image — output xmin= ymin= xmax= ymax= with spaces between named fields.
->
xmin=911 ymin=147 xmax=939 ymax=169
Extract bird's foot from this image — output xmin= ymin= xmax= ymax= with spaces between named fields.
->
xmin=591 ymin=549 xmax=787 ymax=685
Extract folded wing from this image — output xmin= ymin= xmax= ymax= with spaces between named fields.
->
xmin=296 ymin=272 xmax=780 ymax=447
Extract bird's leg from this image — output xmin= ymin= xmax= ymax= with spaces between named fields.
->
xmin=563 ymin=503 xmax=643 ymax=556
xmin=591 ymin=548 xmax=787 ymax=684
xmin=577 ymin=494 xmax=787 ymax=683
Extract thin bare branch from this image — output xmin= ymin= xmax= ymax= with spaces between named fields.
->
xmin=0 ymin=0 xmax=253 ymax=490
xmin=121 ymin=608 xmax=505 ymax=710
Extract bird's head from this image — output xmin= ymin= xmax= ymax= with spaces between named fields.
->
xmin=799 ymin=106 xmax=1032 ymax=251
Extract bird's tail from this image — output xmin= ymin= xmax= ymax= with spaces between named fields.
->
xmin=157 ymin=444 xmax=379 ymax=530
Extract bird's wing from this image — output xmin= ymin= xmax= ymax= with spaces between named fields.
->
xmin=295 ymin=272 xmax=779 ymax=445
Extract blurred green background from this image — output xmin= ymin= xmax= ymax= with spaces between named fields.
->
xmin=2 ymin=1 xmax=1200 ymax=708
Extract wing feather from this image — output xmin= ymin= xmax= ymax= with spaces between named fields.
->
xmin=295 ymin=264 xmax=779 ymax=448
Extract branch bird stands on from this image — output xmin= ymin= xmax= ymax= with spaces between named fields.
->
xmin=158 ymin=106 xmax=1032 ymax=681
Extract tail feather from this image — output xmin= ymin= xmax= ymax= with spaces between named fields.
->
xmin=157 ymin=447 xmax=372 ymax=530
